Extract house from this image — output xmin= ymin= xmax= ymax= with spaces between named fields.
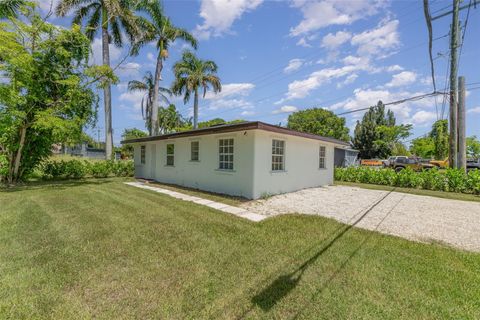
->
xmin=121 ymin=121 xmax=349 ymax=199
xmin=334 ymin=147 xmax=359 ymax=167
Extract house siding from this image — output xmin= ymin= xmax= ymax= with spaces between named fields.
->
xmin=251 ymin=130 xmax=335 ymax=199
xmin=132 ymin=128 xmax=335 ymax=199
xmin=133 ymin=130 xmax=256 ymax=198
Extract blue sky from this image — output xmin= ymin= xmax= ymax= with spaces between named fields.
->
xmin=39 ymin=0 xmax=480 ymax=145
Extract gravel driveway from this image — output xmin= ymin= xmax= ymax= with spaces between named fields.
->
xmin=241 ymin=185 xmax=480 ymax=252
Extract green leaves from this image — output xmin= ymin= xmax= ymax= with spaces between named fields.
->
xmin=335 ymin=167 xmax=480 ymax=194
xmin=286 ymin=108 xmax=350 ymax=142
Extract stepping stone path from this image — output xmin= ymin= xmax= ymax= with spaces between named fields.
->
xmin=124 ymin=182 xmax=266 ymax=222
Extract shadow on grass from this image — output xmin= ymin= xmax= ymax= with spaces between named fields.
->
xmin=0 ymin=178 xmax=119 ymax=193
xmin=251 ymin=189 xmax=396 ymax=312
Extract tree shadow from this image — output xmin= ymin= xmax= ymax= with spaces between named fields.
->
xmin=251 ymin=189 xmax=395 ymax=312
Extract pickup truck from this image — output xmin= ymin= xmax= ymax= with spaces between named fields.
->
xmin=385 ymin=156 xmax=434 ymax=172
xmin=430 ymin=158 xmax=449 ymax=168
xmin=467 ymin=158 xmax=480 ymax=172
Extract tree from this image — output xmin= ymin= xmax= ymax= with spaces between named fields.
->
xmin=287 ymin=108 xmax=350 ymax=142
xmin=467 ymin=136 xmax=480 ymax=158
xmin=171 ymin=50 xmax=221 ymax=129
xmin=410 ymin=136 xmax=435 ymax=158
xmin=430 ymin=120 xmax=449 ymax=160
xmin=133 ymin=0 xmax=197 ymax=135
xmin=375 ymin=124 xmax=412 ymax=157
xmin=56 ymin=0 xmax=140 ymax=159
xmin=0 ymin=0 xmax=26 ymax=18
xmin=0 ymin=14 xmax=109 ymax=183
xmin=121 ymin=128 xmax=147 ymax=158
xmin=127 ymin=71 xmax=171 ymax=135
xmin=352 ymin=101 xmax=402 ymax=159
xmin=158 ymin=104 xmax=189 ymax=133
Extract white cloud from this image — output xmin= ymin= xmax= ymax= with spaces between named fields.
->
xmin=284 ymin=59 xmax=305 ymax=74
xmin=241 ymin=110 xmax=255 ymax=116
xmin=90 ymin=38 xmax=122 ymax=65
xmin=208 ymin=98 xmax=253 ymax=111
xmin=386 ymin=71 xmax=417 ymax=87
xmin=351 ymin=19 xmax=400 ymax=58
xmin=321 ymin=31 xmax=351 ymax=50
xmin=468 ymin=106 xmax=480 ymax=114
xmin=337 ymin=73 xmax=358 ymax=88
xmin=119 ymin=91 xmax=145 ymax=112
xmin=281 ymin=58 xmax=373 ymax=101
xmin=194 ymin=0 xmax=263 ymax=40
xmin=386 ymin=65 xmax=404 ymax=72
xmin=296 ymin=37 xmax=312 ymax=47
xmin=411 ymin=110 xmax=436 ymax=125
xmin=117 ymin=62 xmax=141 ymax=78
xmin=36 ymin=0 xmax=60 ymax=13
xmin=147 ymin=52 xmax=156 ymax=63
xmin=290 ymin=0 xmax=384 ymax=36
xmin=272 ymin=105 xmax=298 ymax=114
xmin=204 ymin=83 xmax=255 ymax=100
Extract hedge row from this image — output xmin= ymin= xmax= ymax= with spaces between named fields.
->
xmin=41 ymin=159 xmax=134 ymax=180
xmin=335 ymin=166 xmax=480 ymax=194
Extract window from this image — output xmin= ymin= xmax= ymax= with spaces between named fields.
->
xmin=191 ymin=141 xmax=199 ymax=161
xmin=166 ymin=144 xmax=174 ymax=166
xmin=218 ymin=139 xmax=234 ymax=170
xmin=140 ymin=145 xmax=146 ymax=164
xmin=319 ymin=146 xmax=326 ymax=169
xmin=271 ymin=140 xmax=285 ymax=171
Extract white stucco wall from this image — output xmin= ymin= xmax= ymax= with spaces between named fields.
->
xmin=132 ymin=129 xmax=336 ymax=199
xmin=250 ymin=130 xmax=335 ymax=199
xmin=133 ymin=130 xmax=256 ymax=198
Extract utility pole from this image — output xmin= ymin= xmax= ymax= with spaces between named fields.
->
xmin=457 ymin=76 xmax=466 ymax=171
xmin=448 ymin=0 xmax=460 ymax=169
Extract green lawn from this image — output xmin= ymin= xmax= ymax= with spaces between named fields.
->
xmin=1 ymin=179 xmax=479 ymax=319
xmin=335 ymin=181 xmax=480 ymax=203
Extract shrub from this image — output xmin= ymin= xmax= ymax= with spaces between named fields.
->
xmin=40 ymin=159 xmax=133 ymax=180
xmin=335 ymin=167 xmax=480 ymax=195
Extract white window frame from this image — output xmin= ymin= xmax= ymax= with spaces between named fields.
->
xmin=140 ymin=145 xmax=146 ymax=164
xmin=271 ymin=139 xmax=285 ymax=171
xmin=190 ymin=141 xmax=199 ymax=161
xmin=218 ymin=138 xmax=234 ymax=170
xmin=166 ymin=143 xmax=174 ymax=166
xmin=319 ymin=145 xmax=327 ymax=169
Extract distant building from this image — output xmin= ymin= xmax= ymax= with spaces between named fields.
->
xmin=334 ymin=147 xmax=359 ymax=167
xmin=55 ymin=142 xmax=120 ymax=160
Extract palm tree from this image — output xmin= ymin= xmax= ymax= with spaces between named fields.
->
xmin=158 ymin=104 xmax=188 ymax=134
xmin=0 ymin=0 xmax=25 ymax=18
xmin=134 ymin=0 xmax=197 ymax=135
xmin=171 ymin=51 xmax=221 ymax=129
xmin=55 ymin=0 xmax=140 ymax=159
xmin=128 ymin=71 xmax=171 ymax=135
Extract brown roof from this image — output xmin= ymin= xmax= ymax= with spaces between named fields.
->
xmin=121 ymin=121 xmax=350 ymax=146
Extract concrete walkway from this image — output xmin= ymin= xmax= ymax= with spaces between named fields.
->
xmin=124 ymin=182 xmax=266 ymax=222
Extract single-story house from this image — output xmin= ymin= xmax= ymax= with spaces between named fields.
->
xmin=334 ymin=147 xmax=359 ymax=167
xmin=121 ymin=121 xmax=349 ymax=199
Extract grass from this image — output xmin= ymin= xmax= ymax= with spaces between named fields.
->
xmin=147 ymin=180 xmax=247 ymax=206
xmin=1 ymin=179 xmax=479 ymax=319
xmin=335 ymin=181 xmax=480 ymax=203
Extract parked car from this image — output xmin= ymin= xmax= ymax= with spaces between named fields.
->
xmin=386 ymin=156 xmax=434 ymax=172
xmin=383 ymin=156 xmax=398 ymax=168
xmin=430 ymin=158 xmax=449 ymax=168
xmin=467 ymin=158 xmax=480 ymax=172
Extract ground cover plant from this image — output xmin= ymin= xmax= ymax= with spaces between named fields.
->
xmin=335 ymin=166 xmax=480 ymax=194
xmin=0 ymin=179 xmax=479 ymax=319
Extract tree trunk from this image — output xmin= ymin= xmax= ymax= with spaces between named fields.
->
xmin=193 ymin=88 xmax=199 ymax=129
xmin=102 ymin=6 xmax=113 ymax=160
xmin=12 ymin=126 xmax=27 ymax=183
xmin=151 ymin=52 xmax=163 ymax=136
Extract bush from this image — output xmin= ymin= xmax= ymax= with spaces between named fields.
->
xmin=335 ymin=166 xmax=480 ymax=195
xmin=40 ymin=159 xmax=133 ymax=180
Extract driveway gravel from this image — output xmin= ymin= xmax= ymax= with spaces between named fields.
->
xmin=241 ymin=185 xmax=480 ymax=252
